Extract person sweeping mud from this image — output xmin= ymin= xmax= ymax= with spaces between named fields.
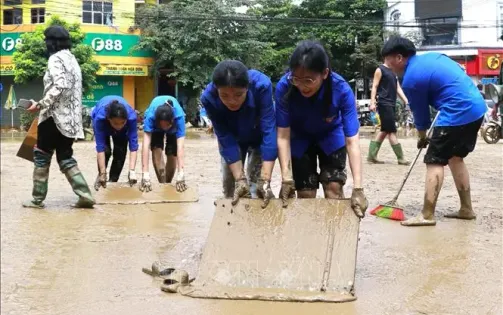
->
xmin=275 ymin=40 xmax=368 ymax=217
xmin=140 ymin=96 xmax=187 ymax=193
xmin=201 ymin=60 xmax=277 ymax=208
xmin=23 ymin=25 xmax=95 ymax=208
xmin=368 ymin=59 xmax=410 ymax=165
xmin=91 ymin=95 xmax=139 ymax=190
xmin=381 ymin=36 xmax=486 ymax=226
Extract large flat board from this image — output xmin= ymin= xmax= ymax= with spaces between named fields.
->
xmin=93 ymin=183 xmax=198 ymax=205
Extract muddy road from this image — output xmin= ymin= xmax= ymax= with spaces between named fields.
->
xmin=1 ymin=133 xmax=502 ymax=315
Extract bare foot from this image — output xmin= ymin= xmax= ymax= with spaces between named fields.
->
xmin=401 ymin=214 xmax=436 ymax=227
xmin=444 ymin=209 xmax=476 ymax=220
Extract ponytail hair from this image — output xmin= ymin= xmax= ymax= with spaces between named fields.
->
xmin=106 ymin=100 xmax=128 ymax=120
xmin=155 ymin=100 xmax=175 ymax=124
xmin=284 ymin=40 xmax=333 ymax=118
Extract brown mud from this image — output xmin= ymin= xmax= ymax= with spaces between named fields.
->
xmin=1 ymin=135 xmax=502 ymax=315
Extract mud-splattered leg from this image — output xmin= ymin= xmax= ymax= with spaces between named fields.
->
xmin=165 ymin=155 xmax=177 ymax=183
xmin=322 ymin=182 xmax=345 ymax=199
xmin=246 ymin=147 xmax=262 ymax=198
xmin=152 ymin=148 xmax=166 ymax=183
xmin=402 ymin=164 xmax=443 ymax=227
xmin=444 ymin=157 xmax=476 ymax=220
xmin=221 ymin=157 xmax=235 ymax=198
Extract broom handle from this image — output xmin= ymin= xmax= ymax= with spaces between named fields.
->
xmin=390 ymin=111 xmax=440 ymax=203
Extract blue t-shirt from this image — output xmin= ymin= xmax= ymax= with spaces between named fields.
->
xmin=143 ymin=95 xmax=186 ymax=138
xmin=275 ymin=71 xmax=359 ymax=158
xmin=402 ymin=53 xmax=486 ymax=130
xmin=91 ymin=95 xmax=138 ymax=153
xmin=201 ymin=70 xmax=277 ymax=164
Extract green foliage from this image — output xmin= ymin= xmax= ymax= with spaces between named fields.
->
xmin=19 ymin=111 xmax=38 ymax=131
xmin=13 ymin=16 xmax=100 ymax=94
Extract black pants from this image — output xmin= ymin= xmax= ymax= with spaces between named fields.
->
xmin=102 ymin=135 xmax=128 ymax=182
xmin=36 ymin=117 xmax=74 ymax=166
xmin=377 ymin=105 xmax=397 ymax=133
xmin=151 ymin=132 xmax=177 ymax=156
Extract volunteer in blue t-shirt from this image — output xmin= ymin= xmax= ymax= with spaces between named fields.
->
xmin=91 ymin=95 xmax=139 ymax=190
xmin=381 ymin=36 xmax=486 ymax=226
xmin=140 ymin=95 xmax=187 ymax=193
xmin=275 ymin=40 xmax=368 ymax=217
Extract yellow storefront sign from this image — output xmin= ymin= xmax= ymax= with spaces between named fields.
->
xmin=0 ymin=64 xmax=16 ymax=76
xmin=98 ymin=64 xmax=148 ymax=76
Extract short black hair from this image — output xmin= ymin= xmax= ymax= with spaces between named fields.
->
xmin=44 ymin=25 xmax=72 ymax=55
xmin=155 ymin=100 xmax=175 ymax=123
xmin=381 ymin=35 xmax=416 ymax=58
xmin=212 ymin=60 xmax=249 ymax=88
xmin=106 ymin=100 xmax=128 ymax=120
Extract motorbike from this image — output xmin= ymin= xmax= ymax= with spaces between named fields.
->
xmin=482 ymin=118 xmax=502 ymax=144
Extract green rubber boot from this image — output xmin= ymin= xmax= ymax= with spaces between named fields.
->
xmin=23 ymin=166 xmax=50 ymax=209
xmin=63 ymin=165 xmax=95 ymax=208
xmin=392 ymin=143 xmax=410 ymax=165
xmin=367 ymin=141 xmax=384 ymax=164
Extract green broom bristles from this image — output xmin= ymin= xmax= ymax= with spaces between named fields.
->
xmin=370 ymin=204 xmax=405 ymax=221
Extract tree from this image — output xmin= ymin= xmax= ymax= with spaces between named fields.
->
xmin=135 ymin=0 xmax=269 ymax=120
xmin=13 ymin=16 xmax=100 ymax=94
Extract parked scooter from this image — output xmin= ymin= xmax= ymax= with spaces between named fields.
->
xmin=482 ymin=118 xmax=502 ymax=144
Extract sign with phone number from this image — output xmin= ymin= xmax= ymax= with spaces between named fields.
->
xmin=98 ymin=64 xmax=148 ymax=76
xmin=0 ymin=63 xmax=15 ymax=75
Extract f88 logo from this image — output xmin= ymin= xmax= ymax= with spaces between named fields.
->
xmin=2 ymin=37 xmax=22 ymax=52
xmin=91 ymin=38 xmax=123 ymax=52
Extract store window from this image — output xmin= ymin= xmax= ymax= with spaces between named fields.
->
xmin=390 ymin=10 xmax=401 ymax=32
xmin=31 ymin=8 xmax=45 ymax=24
xmin=3 ymin=8 xmax=22 ymax=25
xmin=82 ymin=0 xmax=113 ymax=25
xmin=420 ymin=17 xmax=459 ymax=46
xmin=4 ymin=0 xmax=22 ymax=5
xmin=31 ymin=0 xmax=45 ymax=4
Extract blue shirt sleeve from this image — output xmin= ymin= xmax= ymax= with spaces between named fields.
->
xmin=92 ymin=119 xmax=108 ymax=153
xmin=339 ymin=83 xmax=359 ymax=137
xmin=201 ymin=94 xmax=241 ymax=164
xmin=275 ymin=79 xmax=290 ymax=128
xmin=403 ymin=86 xmax=431 ymax=131
xmin=175 ymin=116 xmax=186 ymax=138
xmin=257 ymin=81 xmax=278 ymax=161
xmin=127 ymin=118 xmax=139 ymax=151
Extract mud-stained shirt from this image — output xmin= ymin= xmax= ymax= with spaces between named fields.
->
xmin=38 ymin=49 xmax=84 ymax=139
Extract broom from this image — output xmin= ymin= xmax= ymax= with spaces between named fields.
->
xmin=370 ymin=111 xmax=440 ymax=221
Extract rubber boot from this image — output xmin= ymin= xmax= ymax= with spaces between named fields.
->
xmin=23 ymin=166 xmax=50 ymax=209
xmin=367 ymin=141 xmax=384 ymax=164
xmin=62 ymin=164 xmax=95 ymax=208
xmin=391 ymin=143 xmax=410 ymax=165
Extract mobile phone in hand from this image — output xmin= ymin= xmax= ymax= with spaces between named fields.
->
xmin=17 ymin=99 xmax=33 ymax=110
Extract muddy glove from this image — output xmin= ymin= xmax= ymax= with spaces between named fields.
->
xmin=256 ymin=178 xmax=275 ymax=208
xmin=279 ymin=179 xmax=296 ymax=208
xmin=94 ymin=172 xmax=107 ymax=191
xmin=128 ymin=170 xmax=137 ymax=187
xmin=231 ymin=176 xmax=251 ymax=206
xmin=417 ymin=130 xmax=429 ymax=149
xmin=351 ymin=188 xmax=368 ymax=218
xmin=175 ymin=169 xmax=187 ymax=193
xmin=139 ymin=172 xmax=152 ymax=193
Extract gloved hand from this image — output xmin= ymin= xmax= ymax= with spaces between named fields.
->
xmin=94 ymin=172 xmax=107 ymax=191
xmin=256 ymin=178 xmax=275 ymax=208
xmin=139 ymin=172 xmax=152 ymax=192
xmin=231 ymin=176 xmax=251 ymax=206
xmin=417 ymin=137 xmax=429 ymax=149
xmin=351 ymin=188 xmax=368 ymax=218
xmin=491 ymin=107 xmax=499 ymax=120
xmin=128 ymin=170 xmax=137 ymax=187
xmin=175 ymin=169 xmax=187 ymax=192
xmin=279 ymin=179 xmax=296 ymax=208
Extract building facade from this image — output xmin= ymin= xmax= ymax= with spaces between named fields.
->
xmin=0 ymin=0 xmax=159 ymax=127
xmin=385 ymin=0 xmax=503 ymax=86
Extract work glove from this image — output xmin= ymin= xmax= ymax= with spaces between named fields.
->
xmin=256 ymin=178 xmax=275 ymax=209
xmin=491 ymin=107 xmax=499 ymax=120
xmin=175 ymin=169 xmax=188 ymax=192
xmin=94 ymin=172 xmax=107 ymax=191
xmin=128 ymin=170 xmax=137 ymax=187
xmin=140 ymin=172 xmax=152 ymax=193
xmin=351 ymin=188 xmax=368 ymax=218
xmin=279 ymin=179 xmax=296 ymax=208
xmin=417 ymin=137 xmax=430 ymax=149
xmin=231 ymin=176 xmax=251 ymax=206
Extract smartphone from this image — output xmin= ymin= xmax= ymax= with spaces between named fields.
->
xmin=17 ymin=99 xmax=33 ymax=110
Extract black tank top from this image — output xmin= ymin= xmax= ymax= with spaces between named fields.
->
xmin=377 ymin=65 xmax=397 ymax=107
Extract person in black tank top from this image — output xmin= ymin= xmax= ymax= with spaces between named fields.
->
xmin=367 ymin=60 xmax=410 ymax=165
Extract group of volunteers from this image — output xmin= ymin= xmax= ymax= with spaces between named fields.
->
xmin=22 ymin=25 xmax=488 ymax=227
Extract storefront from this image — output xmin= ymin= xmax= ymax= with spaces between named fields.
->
xmin=0 ymin=28 xmax=155 ymax=114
